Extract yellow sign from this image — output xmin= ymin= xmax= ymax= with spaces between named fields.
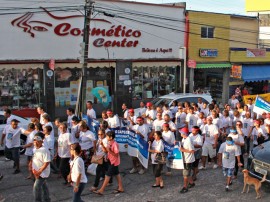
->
xmin=246 ymin=0 xmax=270 ymax=12
xmin=243 ymin=93 xmax=270 ymax=104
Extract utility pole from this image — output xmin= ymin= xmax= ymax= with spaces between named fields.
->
xmin=78 ymin=0 xmax=95 ymax=115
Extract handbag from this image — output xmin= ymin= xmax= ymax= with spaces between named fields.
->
xmin=154 ymin=152 xmax=167 ymax=164
xmin=91 ymin=154 xmax=104 ymax=165
xmin=67 ymin=157 xmax=79 ymax=183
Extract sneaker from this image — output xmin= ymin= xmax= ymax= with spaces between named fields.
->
xmin=13 ymin=169 xmax=20 ymax=174
xmin=165 ymin=172 xmax=172 ymax=176
xmin=188 ymin=183 xmax=195 ymax=189
xmin=100 ymin=177 xmax=104 ymax=181
xmin=225 ymin=185 xmax=229 ymax=192
xmin=129 ymin=168 xmax=138 ymax=174
xmin=180 ymin=187 xmax=188 ymax=194
xmin=199 ymin=166 xmax=206 ymax=170
xmin=138 ymin=169 xmax=145 ymax=175
xmin=5 ymin=158 xmax=11 ymax=161
xmin=213 ymin=164 xmax=218 ymax=169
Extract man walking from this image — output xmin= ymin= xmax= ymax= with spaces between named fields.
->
xmin=32 ymin=132 xmax=51 ymax=202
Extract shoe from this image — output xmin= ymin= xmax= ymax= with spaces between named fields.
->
xmin=180 ymin=187 xmax=188 ymax=194
xmin=229 ymin=181 xmax=233 ymax=185
xmin=5 ymin=158 xmax=11 ymax=161
xmin=138 ymin=169 xmax=145 ymax=175
xmin=100 ymin=177 xmax=104 ymax=181
xmin=213 ymin=164 xmax=218 ymax=169
xmin=152 ymin=184 xmax=160 ymax=188
xmin=165 ymin=172 xmax=172 ymax=176
xmin=188 ymin=183 xmax=195 ymax=189
xmin=13 ymin=169 xmax=20 ymax=174
xmin=225 ymin=185 xmax=229 ymax=192
xmin=90 ymin=186 xmax=98 ymax=192
xmin=129 ymin=168 xmax=138 ymax=174
xmin=199 ymin=166 xmax=206 ymax=170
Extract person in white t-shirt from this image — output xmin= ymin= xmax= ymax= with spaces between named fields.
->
xmin=0 ymin=119 xmax=26 ymax=174
xmin=144 ymin=102 xmax=156 ymax=129
xmin=138 ymin=101 xmax=147 ymax=117
xmin=86 ymin=101 xmax=96 ymax=119
xmin=151 ymin=112 xmax=164 ymax=139
xmin=197 ymin=98 xmax=204 ymax=112
xmin=200 ymin=102 xmax=209 ymax=117
xmin=222 ymin=110 xmax=232 ymax=135
xmin=162 ymin=104 xmax=173 ymax=120
xmin=3 ymin=109 xmax=15 ymax=125
xmin=70 ymin=116 xmax=80 ymax=144
xmin=199 ymin=117 xmax=219 ymax=170
xmin=57 ymin=123 xmax=72 ymax=185
xmin=189 ymin=126 xmax=203 ymax=181
xmin=179 ymin=128 xmax=195 ymax=194
xmin=229 ymin=95 xmax=239 ymax=109
xmin=218 ymin=136 xmax=242 ymax=192
xmin=164 ymin=114 xmax=177 ymax=133
xmin=106 ymin=109 xmax=120 ymax=129
xmin=162 ymin=123 xmax=175 ymax=176
xmin=130 ymin=117 xmax=150 ymax=175
xmin=66 ymin=108 xmax=75 ymax=132
xmin=22 ymin=123 xmax=36 ymax=179
xmin=42 ymin=114 xmax=55 ymax=141
xmin=37 ymin=106 xmax=47 ymax=125
xmin=242 ymin=112 xmax=253 ymax=154
xmin=228 ymin=127 xmax=244 ymax=179
xmin=77 ymin=121 xmax=96 ymax=168
xmin=148 ymin=131 xmax=165 ymax=189
xmin=126 ymin=109 xmax=137 ymax=129
xmin=32 ymin=132 xmax=51 ymax=202
xmin=185 ymin=107 xmax=198 ymax=133
xmin=251 ymin=120 xmax=266 ymax=147
xmin=69 ymin=143 xmax=87 ymax=202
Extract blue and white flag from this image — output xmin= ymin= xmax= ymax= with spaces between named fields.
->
xmin=81 ymin=114 xmax=100 ymax=139
xmin=163 ymin=141 xmax=184 ymax=169
xmin=253 ymin=96 xmax=270 ymax=115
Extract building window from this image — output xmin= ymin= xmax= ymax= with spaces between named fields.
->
xmin=201 ymin=26 xmax=214 ymax=38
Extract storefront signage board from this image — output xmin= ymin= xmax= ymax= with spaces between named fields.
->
xmin=199 ymin=49 xmax=218 ymax=57
xmin=246 ymin=49 xmax=266 ymax=57
xmin=0 ymin=0 xmax=185 ymax=60
xmin=230 ymin=65 xmax=242 ymax=79
xmin=187 ymin=59 xmax=196 ymax=68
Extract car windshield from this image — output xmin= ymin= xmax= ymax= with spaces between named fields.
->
xmin=151 ymin=98 xmax=173 ymax=106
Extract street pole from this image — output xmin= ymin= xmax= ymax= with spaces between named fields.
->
xmin=80 ymin=0 xmax=94 ymax=115
xmin=179 ymin=47 xmax=186 ymax=94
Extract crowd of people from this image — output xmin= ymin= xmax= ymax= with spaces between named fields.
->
xmin=0 ymin=96 xmax=270 ymax=201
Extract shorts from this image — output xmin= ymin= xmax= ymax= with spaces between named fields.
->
xmin=202 ymin=144 xmax=216 ymax=158
xmin=222 ymin=167 xmax=234 ymax=177
xmin=27 ymin=155 xmax=33 ymax=161
xmin=5 ymin=146 xmax=20 ymax=162
xmin=192 ymin=159 xmax=200 ymax=168
xmin=183 ymin=163 xmax=193 ymax=177
xmin=106 ymin=162 xmax=119 ymax=177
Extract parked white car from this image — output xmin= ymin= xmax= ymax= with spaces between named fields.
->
xmin=0 ymin=111 xmax=30 ymax=153
xmin=135 ymin=93 xmax=213 ymax=116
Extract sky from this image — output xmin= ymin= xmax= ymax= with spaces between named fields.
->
xmin=127 ymin=0 xmax=248 ymax=15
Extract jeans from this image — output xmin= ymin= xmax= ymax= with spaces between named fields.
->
xmin=72 ymin=183 xmax=86 ymax=202
xmin=234 ymin=155 xmax=244 ymax=176
xmin=33 ymin=177 xmax=50 ymax=202
xmin=244 ymin=137 xmax=250 ymax=154
xmin=59 ymin=157 xmax=70 ymax=182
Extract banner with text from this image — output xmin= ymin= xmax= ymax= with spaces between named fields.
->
xmin=253 ymin=96 xmax=270 ymax=115
xmin=163 ymin=141 xmax=184 ymax=169
xmin=243 ymin=93 xmax=270 ymax=104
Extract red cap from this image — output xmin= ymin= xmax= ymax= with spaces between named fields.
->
xmin=136 ymin=117 xmax=144 ymax=121
xmin=106 ymin=110 xmax=113 ymax=114
xmin=146 ymin=102 xmax=152 ymax=107
xmin=180 ymin=127 xmax=189 ymax=135
xmin=128 ymin=109 xmax=134 ymax=113
xmin=254 ymin=120 xmax=260 ymax=124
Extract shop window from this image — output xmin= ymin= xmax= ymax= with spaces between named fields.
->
xmin=132 ymin=66 xmax=176 ymax=101
xmin=201 ymin=26 xmax=214 ymax=38
xmin=0 ymin=68 xmax=42 ymax=110
xmin=55 ymin=67 xmax=113 ymax=109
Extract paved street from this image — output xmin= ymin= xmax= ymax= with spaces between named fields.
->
xmin=0 ymin=153 xmax=269 ymax=202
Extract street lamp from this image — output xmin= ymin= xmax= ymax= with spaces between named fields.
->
xmin=179 ymin=47 xmax=186 ymax=94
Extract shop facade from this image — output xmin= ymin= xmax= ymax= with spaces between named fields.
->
xmin=0 ymin=0 xmax=186 ymax=118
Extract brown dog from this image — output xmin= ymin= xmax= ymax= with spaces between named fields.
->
xmin=242 ymin=169 xmax=266 ymax=199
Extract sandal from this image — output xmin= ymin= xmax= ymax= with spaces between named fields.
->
xmin=93 ymin=190 xmax=103 ymax=196
xmin=90 ymin=186 xmax=98 ymax=192
xmin=152 ymin=184 xmax=160 ymax=188
xmin=112 ymin=189 xmax=124 ymax=194
xmin=160 ymin=181 xmax=164 ymax=189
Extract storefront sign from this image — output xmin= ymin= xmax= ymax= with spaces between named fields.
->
xmin=1 ymin=1 xmax=185 ymax=60
xmin=230 ymin=65 xmax=242 ymax=79
xmin=119 ymin=75 xmax=130 ymax=81
xmin=246 ymin=49 xmax=266 ymax=57
xmin=187 ymin=59 xmax=196 ymax=68
xmin=199 ymin=49 xmax=218 ymax=57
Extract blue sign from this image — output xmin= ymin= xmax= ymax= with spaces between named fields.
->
xmin=199 ymin=49 xmax=218 ymax=57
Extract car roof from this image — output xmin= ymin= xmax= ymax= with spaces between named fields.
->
xmin=158 ymin=93 xmax=212 ymax=100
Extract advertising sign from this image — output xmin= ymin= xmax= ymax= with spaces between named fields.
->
xmin=199 ymin=49 xmax=218 ymax=57
xmin=230 ymin=65 xmax=242 ymax=79
xmin=246 ymin=49 xmax=266 ymax=57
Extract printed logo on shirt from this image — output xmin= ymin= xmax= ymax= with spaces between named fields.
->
xmin=206 ymin=131 xmax=210 ymax=137
xmin=244 ymin=123 xmax=248 ymax=129
xmin=190 ymin=119 xmax=194 ymax=126
xmin=7 ymin=133 xmax=13 ymax=140
xmin=156 ymin=126 xmax=161 ymax=131
xmin=177 ymin=117 xmax=181 ymax=124
xmin=223 ymin=151 xmax=230 ymax=159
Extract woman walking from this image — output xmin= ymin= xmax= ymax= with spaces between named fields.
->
xmin=69 ymin=143 xmax=87 ymax=202
xmin=148 ymin=131 xmax=164 ymax=189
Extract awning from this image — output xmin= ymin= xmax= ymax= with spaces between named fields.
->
xmin=196 ymin=63 xmax=231 ymax=69
xmin=132 ymin=61 xmax=181 ymax=68
xmin=55 ymin=62 xmax=115 ymax=69
xmin=0 ymin=63 xmax=43 ymax=69
xmin=242 ymin=65 xmax=270 ymax=82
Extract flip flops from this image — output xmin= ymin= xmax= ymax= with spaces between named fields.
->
xmin=112 ymin=189 xmax=124 ymax=194
xmin=93 ymin=190 xmax=103 ymax=196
